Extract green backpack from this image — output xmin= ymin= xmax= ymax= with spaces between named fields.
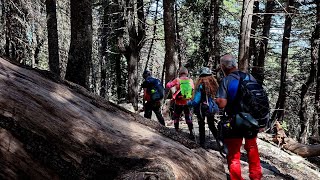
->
xmin=179 ymin=79 xmax=193 ymax=99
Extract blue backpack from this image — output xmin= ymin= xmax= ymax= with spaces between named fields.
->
xmin=146 ymin=77 xmax=164 ymax=101
xmin=199 ymin=85 xmax=219 ymax=117
xmin=202 ymin=95 xmax=219 ymax=116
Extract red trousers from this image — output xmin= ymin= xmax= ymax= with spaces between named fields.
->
xmin=224 ymin=137 xmax=262 ymax=180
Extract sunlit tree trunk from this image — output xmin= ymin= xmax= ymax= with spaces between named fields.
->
xmin=238 ymin=0 xmax=254 ymax=72
xmin=163 ymin=0 xmax=177 ymax=84
xmin=145 ymin=0 xmax=159 ymax=71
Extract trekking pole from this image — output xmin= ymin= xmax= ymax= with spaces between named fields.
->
xmin=208 ymin=118 xmax=210 ymax=142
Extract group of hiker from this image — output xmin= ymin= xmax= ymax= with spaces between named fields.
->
xmin=141 ymin=54 xmax=269 ymax=180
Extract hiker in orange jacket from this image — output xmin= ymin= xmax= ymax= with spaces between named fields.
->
xmin=166 ymin=67 xmax=195 ymax=139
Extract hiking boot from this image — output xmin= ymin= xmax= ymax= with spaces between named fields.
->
xmin=216 ymin=138 xmax=227 ymax=158
xmin=216 ymin=139 xmax=224 ymax=150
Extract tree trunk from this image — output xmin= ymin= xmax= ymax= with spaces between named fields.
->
xmin=0 ymin=57 xmax=226 ymax=179
xmin=249 ymin=1 xmax=259 ymax=72
xmin=145 ymin=0 xmax=159 ymax=71
xmin=65 ymin=0 xmax=92 ymax=89
xmin=163 ymin=0 xmax=177 ymax=84
xmin=238 ymin=0 xmax=254 ymax=72
xmin=127 ymin=51 xmax=139 ymax=109
xmin=271 ymin=0 xmax=294 ymax=123
xmin=34 ymin=34 xmax=45 ymax=65
xmin=124 ymin=0 xmax=145 ymax=109
xmin=175 ymin=2 xmax=183 ymax=67
xmin=254 ymin=0 xmax=276 ymax=84
xmin=316 ymin=0 xmax=320 ymax=137
xmin=45 ymin=0 xmax=60 ymax=77
xmin=298 ymin=51 xmax=315 ymax=143
xmin=3 ymin=1 xmax=10 ymax=58
xmin=299 ymin=7 xmax=319 ymax=143
xmin=209 ymin=0 xmax=221 ymax=70
xmin=200 ymin=6 xmax=210 ymax=67
xmin=100 ymin=0 xmax=110 ymax=98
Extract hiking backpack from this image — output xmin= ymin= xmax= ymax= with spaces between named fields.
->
xmin=179 ymin=79 xmax=193 ymax=99
xmin=230 ymin=71 xmax=270 ymax=128
xmin=146 ymin=77 xmax=164 ymax=101
xmin=200 ymin=94 xmax=219 ymax=117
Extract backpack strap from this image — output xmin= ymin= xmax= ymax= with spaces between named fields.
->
xmin=227 ymin=71 xmax=249 ymax=114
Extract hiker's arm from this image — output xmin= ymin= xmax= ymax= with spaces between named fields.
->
xmin=190 ymin=79 xmax=195 ymax=89
xmin=187 ymin=86 xmax=201 ymax=107
xmin=166 ymin=78 xmax=177 ymax=88
xmin=215 ymin=78 xmax=228 ymax=109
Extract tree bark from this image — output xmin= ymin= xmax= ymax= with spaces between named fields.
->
xmin=163 ymin=0 xmax=177 ymax=84
xmin=65 ymin=0 xmax=92 ymax=89
xmin=200 ymin=5 xmax=210 ymax=67
xmin=254 ymin=0 xmax=276 ymax=84
xmin=125 ymin=0 xmax=145 ymax=109
xmin=249 ymin=1 xmax=259 ymax=71
xmin=3 ymin=1 xmax=10 ymax=58
xmin=145 ymin=0 xmax=159 ymax=72
xmin=299 ymin=8 xmax=319 ymax=143
xmin=271 ymin=0 xmax=294 ymax=123
xmin=175 ymin=2 xmax=183 ymax=67
xmin=45 ymin=0 xmax=60 ymax=77
xmin=0 ymin=57 xmax=226 ymax=179
xmin=238 ymin=0 xmax=254 ymax=72
xmin=210 ymin=0 xmax=221 ymax=70
xmin=316 ymin=0 xmax=320 ymax=137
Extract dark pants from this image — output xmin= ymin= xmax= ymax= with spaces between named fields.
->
xmin=172 ymin=104 xmax=193 ymax=133
xmin=197 ymin=114 xmax=218 ymax=146
xmin=144 ymin=101 xmax=165 ymax=126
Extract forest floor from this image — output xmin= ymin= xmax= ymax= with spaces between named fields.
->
xmin=119 ymin=102 xmax=320 ymax=180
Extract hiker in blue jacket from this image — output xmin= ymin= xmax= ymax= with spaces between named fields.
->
xmin=187 ymin=67 xmax=219 ymax=147
xmin=141 ymin=70 xmax=165 ymax=126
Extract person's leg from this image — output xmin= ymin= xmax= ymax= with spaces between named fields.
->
xmin=244 ymin=137 xmax=262 ymax=180
xmin=224 ymin=138 xmax=244 ymax=180
xmin=152 ymin=101 xmax=165 ymax=126
xmin=144 ymin=102 xmax=152 ymax=119
xmin=172 ymin=104 xmax=183 ymax=130
xmin=197 ymin=115 xmax=205 ymax=147
xmin=207 ymin=115 xmax=218 ymax=139
xmin=183 ymin=105 xmax=194 ymax=137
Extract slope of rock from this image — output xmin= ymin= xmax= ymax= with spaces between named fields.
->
xmin=0 ymin=57 xmax=226 ymax=179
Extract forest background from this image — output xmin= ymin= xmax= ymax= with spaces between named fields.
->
xmin=0 ymin=0 xmax=319 ymax=147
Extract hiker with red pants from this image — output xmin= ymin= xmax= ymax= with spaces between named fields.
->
xmin=166 ymin=67 xmax=195 ymax=139
xmin=187 ymin=67 xmax=220 ymax=148
xmin=141 ymin=70 xmax=166 ymax=126
xmin=215 ymin=54 xmax=263 ymax=180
